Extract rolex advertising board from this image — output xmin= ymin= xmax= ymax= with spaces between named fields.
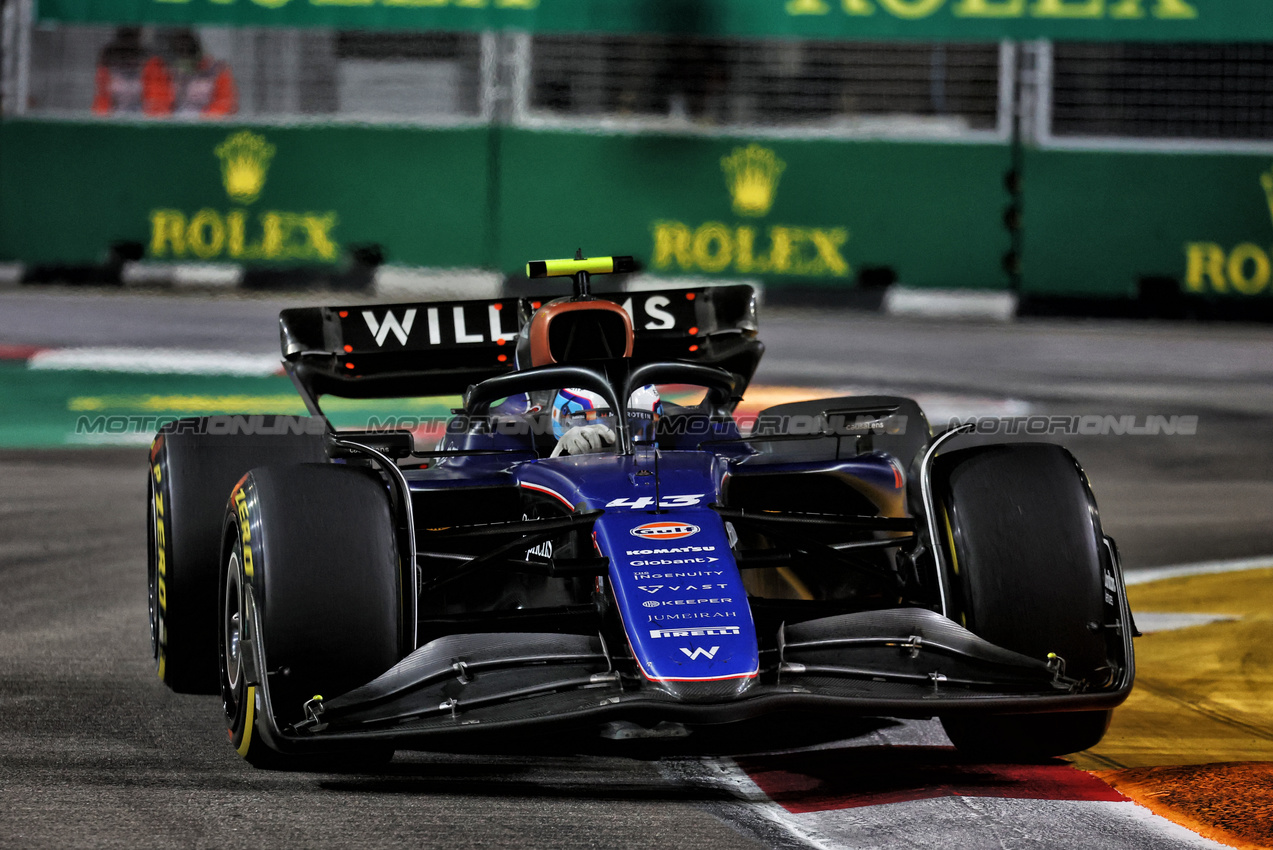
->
xmin=1022 ymin=149 xmax=1273 ymax=299
xmin=3 ymin=119 xmax=1273 ymax=300
xmin=35 ymin=0 xmax=1273 ymax=42
xmin=493 ymin=129 xmax=1012 ymax=289
xmin=0 ymin=121 xmax=491 ymax=268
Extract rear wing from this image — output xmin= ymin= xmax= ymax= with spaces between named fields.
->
xmin=279 ymin=285 xmax=762 ymax=401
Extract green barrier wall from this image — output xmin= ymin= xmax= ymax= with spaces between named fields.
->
xmin=494 ymin=129 xmax=1011 ymax=289
xmin=1021 ymin=149 xmax=1273 ymax=298
xmin=36 ymin=0 xmax=1273 ymax=43
xmin=0 ymin=119 xmax=1012 ymax=289
xmin=0 ymin=120 xmax=493 ymax=267
xmin=5 ymin=118 xmax=1272 ymax=298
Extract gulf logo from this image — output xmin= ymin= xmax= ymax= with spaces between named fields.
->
xmin=631 ymin=522 xmax=700 ymax=540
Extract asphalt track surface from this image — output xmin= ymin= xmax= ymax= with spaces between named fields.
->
xmin=2 ymin=289 xmax=1272 ymax=848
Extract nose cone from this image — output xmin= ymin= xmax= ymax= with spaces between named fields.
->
xmin=594 ymin=510 xmax=760 ymax=698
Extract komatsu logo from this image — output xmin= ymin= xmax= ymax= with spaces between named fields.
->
xmin=363 ymin=309 xmax=417 ymax=347
xmin=631 ymin=522 xmax=700 ymax=540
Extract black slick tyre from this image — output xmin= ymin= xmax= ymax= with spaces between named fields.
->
xmin=220 ymin=464 xmax=402 ymax=768
xmin=148 ymin=416 xmax=325 ymax=694
xmin=932 ymin=443 xmax=1114 ymax=760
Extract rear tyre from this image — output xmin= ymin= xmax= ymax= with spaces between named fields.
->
xmin=148 ymin=416 xmax=325 ymax=693
xmin=220 ymin=464 xmax=402 ymax=769
xmin=932 ymin=443 xmax=1113 ymax=760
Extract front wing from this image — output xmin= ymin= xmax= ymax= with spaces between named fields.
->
xmin=243 ymin=604 xmax=1135 ymax=753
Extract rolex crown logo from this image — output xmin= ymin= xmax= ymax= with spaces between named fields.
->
xmin=721 ymin=144 xmax=786 ymax=218
xmin=1261 ymin=163 xmax=1273 ymax=230
xmin=215 ymin=131 xmax=276 ymax=205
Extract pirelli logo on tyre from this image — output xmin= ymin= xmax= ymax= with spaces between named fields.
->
xmin=630 ymin=522 xmax=700 ymax=541
xmin=232 ymin=478 xmax=254 ymax=579
xmin=150 ymin=456 xmax=168 ymax=679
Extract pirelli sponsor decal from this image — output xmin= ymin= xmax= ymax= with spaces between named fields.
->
xmin=650 ymin=626 xmax=742 ymax=639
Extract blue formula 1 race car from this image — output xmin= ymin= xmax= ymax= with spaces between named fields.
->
xmin=147 ymin=254 xmax=1135 ymax=767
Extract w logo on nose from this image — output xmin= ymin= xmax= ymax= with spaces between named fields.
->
xmin=362 ymin=309 xmax=417 ymax=347
xmin=680 ymin=646 xmax=719 ymax=661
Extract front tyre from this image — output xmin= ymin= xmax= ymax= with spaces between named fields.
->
xmin=933 ymin=443 xmax=1117 ymax=760
xmin=220 ymin=464 xmax=403 ymax=768
xmin=941 ymin=710 xmax=1112 ymax=761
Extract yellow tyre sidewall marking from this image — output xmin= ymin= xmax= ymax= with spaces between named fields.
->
xmin=939 ymin=501 xmax=967 ymax=628
xmin=151 ymin=457 xmax=169 ymax=681
xmin=236 ymin=685 xmax=256 ymax=758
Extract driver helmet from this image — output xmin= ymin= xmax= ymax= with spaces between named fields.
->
xmin=626 ymin=384 xmax=662 ymax=443
xmin=551 ymin=385 xmax=662 ymax=442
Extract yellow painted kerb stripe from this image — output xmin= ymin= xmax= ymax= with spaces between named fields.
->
xmin=236 ymin=685 xmax=256 ymax=757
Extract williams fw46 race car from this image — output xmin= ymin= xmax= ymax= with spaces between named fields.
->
xmin=147 ymin=254 xmax=1135 ymax=767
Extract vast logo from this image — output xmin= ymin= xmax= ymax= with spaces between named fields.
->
xmin=363 ymin=309 xmax=417 ymax=347
xmin=149 ymin=130 xmax=340 ymax=264
xmin=631 ymin=522 xmax=700 ymax=540
xmin=651 ymin=143 xmax=850 ymax=279
xmin=1183 ymin=161 xmax=1273 ymax=296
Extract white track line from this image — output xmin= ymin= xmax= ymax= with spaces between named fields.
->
xmin=666 ymin=750 xmax=1233 ymax=850
xmin=27 ymin=347 xmax=282 ymax=376
xmin=1132 ymin=612 xmax=1240 ymax=633
xmin=1124 ymin=556 xmax=1273 ymax=585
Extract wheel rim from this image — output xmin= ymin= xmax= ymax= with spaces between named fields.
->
xmin=224 ymin=552 xmax=243 ymax=693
